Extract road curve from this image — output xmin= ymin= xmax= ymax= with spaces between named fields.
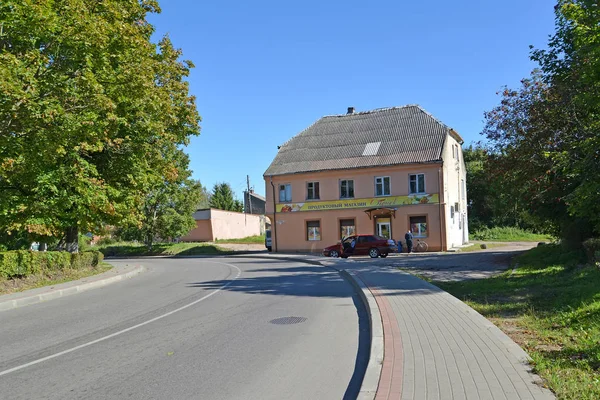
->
xmin=0 ymin=257 xmax=367 ymax=400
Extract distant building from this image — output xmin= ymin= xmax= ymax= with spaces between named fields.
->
xmin=243 ymin=190 xmax=266 ymax=215
xmin=180 ymin=208 xmax=261 ymax=242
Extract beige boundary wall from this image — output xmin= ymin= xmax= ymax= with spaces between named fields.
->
xmin=180 ymin=209 xmax=261 ymax=242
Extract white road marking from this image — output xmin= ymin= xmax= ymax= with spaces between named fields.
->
xmin=0 ymin=262 xmax=241 ymax=377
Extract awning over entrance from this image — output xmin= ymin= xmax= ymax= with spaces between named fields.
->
xmin=364 ymin=207 xmax=397 ymax=220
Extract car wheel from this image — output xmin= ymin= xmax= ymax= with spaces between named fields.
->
xmin=330 ymin=250 xmax=340 ymax=258
xmin=380 ymin=253 xmax=388 ymax=258
xmin=369 ymin=248 xmax=380 ymax=258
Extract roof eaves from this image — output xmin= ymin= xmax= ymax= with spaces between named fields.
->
xmin=263 ymin=159 xmax=444 ymax=178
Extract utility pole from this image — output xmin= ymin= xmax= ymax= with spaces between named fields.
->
xmin=246 ymin=175 xmax=253 ymax=215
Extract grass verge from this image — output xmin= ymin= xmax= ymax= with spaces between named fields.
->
xmin=435 ymin=244 xmax=600 ymax=399
xmin=0 ymin=263 xmax=112 ymax=296
xmin=459 ymin=243 xmax=507 ymax=252
xmin=214 ymin=235 xmax=265 ymax=244
xmin=472 ymin=226 xmax=554 ymax=242
xmin=97 ymin=242 xmax=234 ymax=257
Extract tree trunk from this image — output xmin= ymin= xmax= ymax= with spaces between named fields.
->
xmin=145 ymin=234 xmax=153 ymax=252
xmin=65 ymin=226 xmax=79 ymax=253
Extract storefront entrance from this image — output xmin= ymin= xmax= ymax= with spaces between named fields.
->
xmin=376 ymin=218 xmax=391 ymax=239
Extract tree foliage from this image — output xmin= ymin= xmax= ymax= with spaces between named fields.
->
xmin=209 ymin=183 xmax=243 ymax=212
xmin=481 ymin=0 xmax=600 ymax=241
xmin=117 ymin=151 xmax=207 ymax=249
xmin=0 ymin=1 xmax=200 ymax=251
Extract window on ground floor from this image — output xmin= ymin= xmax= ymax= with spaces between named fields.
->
xmin=410 ymin=216 xmax=428 ymax=238
xmin=306 ymin=220 xmax=321 ymax=241
xmin=340 ymin=219 xmax=356 ymax=239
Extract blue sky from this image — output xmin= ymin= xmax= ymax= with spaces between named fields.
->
xmin=149 ymin=0 xmax=556 ymax=198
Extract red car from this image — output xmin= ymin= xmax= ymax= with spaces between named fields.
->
xmin=322 ymin=234 xmax=398 ymax=258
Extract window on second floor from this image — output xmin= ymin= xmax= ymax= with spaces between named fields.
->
xmin=409 ymin=173 xmax=425 ymax=194
xmin=307 ymin=182 xmax=320 ymax=200
xmin=375 ymin=176 xmax=390 ymax=196
xmin=279 ymin=184 xmax=292 ymax=202
xmin=340 ymin=179 xmax=354 ymax=199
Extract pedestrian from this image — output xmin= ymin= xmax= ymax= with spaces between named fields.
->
xmin=345 ymin=237 xmax=356 ymax=256
xmin=405 ymin=230 xmax=413 ymax=253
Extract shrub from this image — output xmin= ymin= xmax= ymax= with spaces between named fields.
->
xmin=582 ymin=238 xmax=600 ymax=264
xmin=96 ymin=236 xmax=117 ymax=246
xmin=0 ymin=250 xmax=103 ymax=279
xmin=471 ymin=226 xmax=552 ymax=242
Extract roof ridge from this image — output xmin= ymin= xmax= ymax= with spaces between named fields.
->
xmin=321 ymin=104 xmax=420 ymax=119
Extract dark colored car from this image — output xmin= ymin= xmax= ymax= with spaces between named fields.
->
xmin=322 ymin=234 xmax=398 ymax=258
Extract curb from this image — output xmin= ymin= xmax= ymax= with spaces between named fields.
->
xmin=0 ymin=265 xmax=145 ymax=312
xmin=339 ymin=270 xmax=384 ymax=400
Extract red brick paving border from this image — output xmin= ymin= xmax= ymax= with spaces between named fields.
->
xmin=363 ymin=282 xmax=404 ymax=400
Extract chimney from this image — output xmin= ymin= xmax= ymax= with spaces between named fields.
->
xmin=347 ymin=107 xmax=355 ymax=114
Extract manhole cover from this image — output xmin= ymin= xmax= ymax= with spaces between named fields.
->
xmin=269 ymin=316 xmax=307 ymax=325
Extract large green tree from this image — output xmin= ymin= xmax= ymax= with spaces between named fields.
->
xmin=0 ymin=1 xmax=200 ymax=251
xmin=118 ymin=150 xmax=206 ymax=250
xmin=482 ymin=0 xmax=600 ymax=241
xmin=209 ymin=183 xmax=243 ymax=212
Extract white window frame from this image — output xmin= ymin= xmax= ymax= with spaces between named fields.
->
xmin=409 ymin=173 xmax=426 ymax=194
xmin=306 ymin=220 xmax=321 ymax=241
xmin=375 ymin=176 xmax=391 ymax=196
xmin=306 ymin=181 xmax=320 ymax=200
xmin=340 ymin=179 xmax=354 ymax=199
xmin=410 ymin=216 xmax=428 ymax=238
xmin=340 ymin=218 xmax=356 ymax=239
xmin=279 ymin=184 xmax=292 ymax=202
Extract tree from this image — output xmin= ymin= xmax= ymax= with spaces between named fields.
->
xmin=482 ymin=1 xmax=600 ymax=241
xmin=0 ymin=1 xmax=200 ymax=252
xmin=117 ymin=150 xmax=207 ymax=249
xmin=530 ymin=0 xmax=600 ymax=235
xmin=209 ymin=183 xmax=243 ymax=212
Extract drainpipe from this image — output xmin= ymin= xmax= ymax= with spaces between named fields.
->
xmin=438 ymin=167 xmax=447 ymax=251
xmin=270 ymin=175 xmax=278 ymax=252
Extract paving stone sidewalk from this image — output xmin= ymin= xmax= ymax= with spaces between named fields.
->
xmin=343 ymin=263 xmax=555 ymax=400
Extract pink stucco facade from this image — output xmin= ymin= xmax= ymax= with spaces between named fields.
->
xmin=265 ymin=164 xmax=448 ymax=252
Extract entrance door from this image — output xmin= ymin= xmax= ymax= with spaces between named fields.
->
xmin=376 ymin=219 xmax=391 ymax=239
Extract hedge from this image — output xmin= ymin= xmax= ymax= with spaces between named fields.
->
xmin=0 ymin=250 xmax=104 ymax=279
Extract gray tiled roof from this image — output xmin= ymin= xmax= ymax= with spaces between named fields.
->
xmin=264 ymin=105 xmax=450 ymax=176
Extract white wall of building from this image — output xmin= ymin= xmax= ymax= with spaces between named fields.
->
xmin=442 ymin=134 xmax=469 ymax=248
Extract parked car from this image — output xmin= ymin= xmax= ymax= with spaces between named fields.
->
xmin=265 ymin=230 xmax=272 ymax=252
xmin=322 ymin=234 xmax=398 ymax=258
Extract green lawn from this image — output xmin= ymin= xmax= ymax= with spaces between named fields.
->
xmin=471 ymin=226 xmax=555 ymax=242
xmin=0 ymin=263 xmax=112 ymax=295
xmin=96 ymin=242 xmax=234 ymax=257
xmin=435 ymin=244 xmax=600 ymax=399
xmin=214 ymin=235 xmax=265 ymax=244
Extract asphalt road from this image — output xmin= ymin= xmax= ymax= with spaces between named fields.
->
xmin=0 ymin=257 xmax=367 ymax=400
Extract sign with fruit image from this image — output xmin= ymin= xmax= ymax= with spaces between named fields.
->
xmin=276 ymin=194 xmax=439 ymax=212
